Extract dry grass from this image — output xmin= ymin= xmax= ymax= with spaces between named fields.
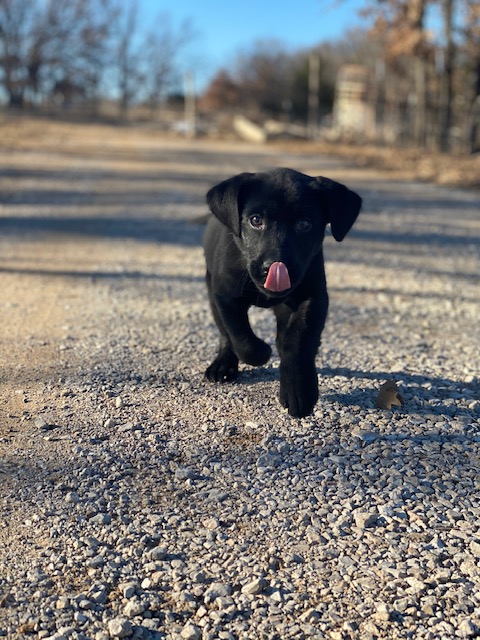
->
xmin=274 ymin=139 xmax=480 ymax=190
xmin=2 ymin=113 xmax=479 ymax=190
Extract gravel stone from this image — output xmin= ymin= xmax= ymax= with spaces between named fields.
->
xmin=107 ymin=618 xmax=133 ymax=638
xmin=241 ymin=577 xmax=267 ymax=595
xmin=204 ymin=583 xmax=232 ymax=604
xmin=353 ymin=510 xmax=378 ymax=529
xmin=457 ymin=619 xmax=479 ymax=637
xmin=123 ymin=599 xmax=145 ymax=618
xmin=179 ymin=622 xmax=202 ymax=640
xmin=121 ymin=583 xmax=137 ymax=599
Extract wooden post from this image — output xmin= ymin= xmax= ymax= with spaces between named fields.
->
xmin=308 ymin=53 xmax=320 ymax=139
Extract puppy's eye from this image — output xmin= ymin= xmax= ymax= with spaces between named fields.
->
xmin=249 ymin=215 xmax=264 ymax=229
xmin=296 ymin=218 xmax=312 ymax=232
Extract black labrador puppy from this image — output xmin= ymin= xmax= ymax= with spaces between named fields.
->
xmin=203 ymin=168 xmax=361 ymax=418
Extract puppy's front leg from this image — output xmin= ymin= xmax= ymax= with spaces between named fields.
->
xmin=205 ymin=276 xmax=239 ymax=382
xmin=205 ymin=333 xmax=239 ymax=382
xmin=274 ymin=297 xmax=328 ymax=417
xmin=206 ymin=292 xmax=271 ymax=383
xmin=215 ymin=295 xmax=272 ymax=366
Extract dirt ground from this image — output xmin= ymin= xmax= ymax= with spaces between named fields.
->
xmin=0 ymin=115 xmax=479 ymax=639
xmin=0 ymin=116 xmax=221 ymax=441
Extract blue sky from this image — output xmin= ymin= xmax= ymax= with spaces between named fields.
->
xmin=140 ymin=0 xmax=368 ymax=88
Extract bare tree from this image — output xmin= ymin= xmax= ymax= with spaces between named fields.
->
xmin=200 ymin=70 xmax=241 ymax=112
xmin=229 ymin=40 xmax=298 ymax=118
xmin=113 ymin=0 xmax=144 ymax=118
xmin=369 ymin=0 xmax=430 ymax=146
xmin=364 ymin=0 xmax=480 ymax=150
xmin=464 ymin=0 xmax=480 ymax=151
xmin=143 ymin=15 xmax=195 ymax=117
xmin=0 ymin=0 xmax=115 ymax=107
xmin=0 ymin=0 xmax=39 ymax=105
xmin=110 ymin=1 xmax=194 ymax=119
xmin=43 ymin=0 xmax=115 ymax=107
xmin=439 ymin=0 xmax=455 ymax=151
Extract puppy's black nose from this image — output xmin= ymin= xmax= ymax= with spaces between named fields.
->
xmin=262 ymin=260 xmax=273 ymax=276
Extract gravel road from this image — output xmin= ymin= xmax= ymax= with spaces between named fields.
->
xmin=0 ymin=118 xmax=479 ymax=640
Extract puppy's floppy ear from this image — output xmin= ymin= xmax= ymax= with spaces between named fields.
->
xmin=206 ymin=172 xmax=254 ymax=236
xmin=313 ymin=176 xmax=362 ymax=241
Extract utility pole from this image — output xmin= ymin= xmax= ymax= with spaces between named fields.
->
xmin=184 ymin=71 xmax=196 ymax=138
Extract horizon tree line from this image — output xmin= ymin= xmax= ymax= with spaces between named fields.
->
xmin=0 ymin=0 xmax=479 ymax=151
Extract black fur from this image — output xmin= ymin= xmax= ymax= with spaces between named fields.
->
xmin=203 ymin=167 xmax=361 ymax=418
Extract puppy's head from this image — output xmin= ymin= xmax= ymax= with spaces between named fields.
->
xmin=207 ymin=168 xmax=361 ymax=296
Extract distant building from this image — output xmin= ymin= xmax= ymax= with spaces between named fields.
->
xmin=333 ymin=65 xmax=375 ymax=139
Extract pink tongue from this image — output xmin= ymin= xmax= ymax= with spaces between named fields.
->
xmin=264 ymin=262 xmax=291 ymax=292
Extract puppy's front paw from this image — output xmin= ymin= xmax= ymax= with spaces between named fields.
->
xmin=205 ymin=351 xmax=239 ymax=383
xmin=279 ymin=368 xmax=319 ymax=418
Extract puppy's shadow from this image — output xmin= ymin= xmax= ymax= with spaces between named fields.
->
xmin=321 ymin=389 xmax=374 ymax=408
xmin=236 ymin=364 xmax=478 ymax=421
xmin=318 ymin=366 xmax=479 ymax=419
xmin=238 ymin=365 xmax=279 ymax=385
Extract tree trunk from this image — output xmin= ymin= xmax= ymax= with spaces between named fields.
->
xmin=439 ymin=0 xmax=455 ymax=151
xmin=8 ymin=92 xmax=25 ymax=108
xmin=467 ymin=59 xmax=480 ymax=153
xmin=412 ymin=57 xmax=427 ymax=146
